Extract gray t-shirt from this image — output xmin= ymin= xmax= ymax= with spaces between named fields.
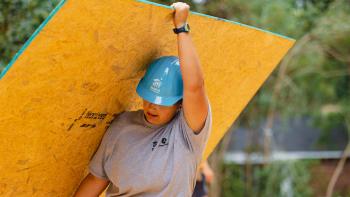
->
xmin=89 ymin=103 xmax=212 ymax=197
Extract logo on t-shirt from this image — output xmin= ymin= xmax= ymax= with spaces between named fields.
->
xmin=152 ymin=137 xmax=168 ymax=151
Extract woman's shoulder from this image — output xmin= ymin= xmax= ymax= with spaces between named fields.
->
xmin=108 ymin=110 xmax=143 ymax=128
xmin=103 ymin=110 xmax=143 ymax=140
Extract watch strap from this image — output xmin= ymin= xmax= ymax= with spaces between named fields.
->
xmin=173 ymin=23 xmax=190 ymax=34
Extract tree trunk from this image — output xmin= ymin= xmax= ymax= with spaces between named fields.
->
xmin=325 ymin=77 xmax=350 ymax=197
xmin=326 ymin=140 xmax=350 ymax=197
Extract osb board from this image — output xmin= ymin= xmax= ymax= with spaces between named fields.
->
xmin=0 ymin=0 xmax=295 ymax=196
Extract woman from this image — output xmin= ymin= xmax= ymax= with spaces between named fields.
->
xmin=74 ymin=2 xmax=212 ymax=196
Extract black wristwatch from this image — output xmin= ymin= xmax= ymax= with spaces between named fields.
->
xmin=173 ymin=23 xmax=190 ymax=34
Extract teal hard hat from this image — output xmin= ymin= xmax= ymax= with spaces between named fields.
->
xmin=136 ymin=56 xmax=183 ymax=106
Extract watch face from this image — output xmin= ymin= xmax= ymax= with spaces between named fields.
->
xmin=185 ymin=24 xmax=190 ymax=31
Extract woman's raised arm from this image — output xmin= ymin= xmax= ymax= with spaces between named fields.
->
xmin=171 ymin=2 xmax=209 ymax=133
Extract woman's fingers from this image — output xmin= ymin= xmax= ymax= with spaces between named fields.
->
xmin=171 ymin=2 xmax=190 ymax=28
xmin=171 ymin=2 xmax=190 ymax=10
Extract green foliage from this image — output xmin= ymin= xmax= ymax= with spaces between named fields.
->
xmin=0 ymin=0 xmax=60 ymax=72
xmin=222 ymin=161 xmax=316 ymax=197
xmin=221 ymin=164 xmax=245 ymax=197
xmin=237 ymin=0 xmax=350 ymax=136
xmin=313 ymin=0 xmax=350 ymax=59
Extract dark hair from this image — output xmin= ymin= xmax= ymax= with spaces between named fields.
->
xmin=176 ymin=99 xmax=183 ymax=105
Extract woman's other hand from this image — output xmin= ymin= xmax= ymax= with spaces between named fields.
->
xmin=73 ymin=173 xmax=109 ymax=197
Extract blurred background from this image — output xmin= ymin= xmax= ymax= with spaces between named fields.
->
xmin=1 ymin=0 xmax=349 ymax=196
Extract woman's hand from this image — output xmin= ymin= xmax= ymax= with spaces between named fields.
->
xmin=171 ymin=2 xmax=190 ymax=28
xmin=73 ymin=173 xmax=109 ymax=197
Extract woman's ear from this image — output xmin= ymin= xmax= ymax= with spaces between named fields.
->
xmin=175 ymin=102 xmax=182 ymax=113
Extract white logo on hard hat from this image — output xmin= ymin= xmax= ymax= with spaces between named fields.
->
xmin=150 ymin=79 xmax=161 ymax=94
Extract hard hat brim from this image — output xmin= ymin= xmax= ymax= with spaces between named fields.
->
xmin=136 ymin=81 xmax=182 ymax=107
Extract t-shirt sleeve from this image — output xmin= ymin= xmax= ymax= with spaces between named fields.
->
xmin=178 ymin=101 xmax=212 ymax=156
xmin=88 ymin=115 xmax=120 ymax=180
